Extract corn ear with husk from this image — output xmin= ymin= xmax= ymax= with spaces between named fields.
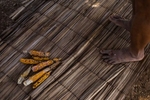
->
xmin=18 ymin=67 xmax=31 ymax=84
xmin=20 ymin=58 xmax=40 ymax=64
xmin=29 ymin=50 xmax=50 ymax=57
xmin=32 ymin=61 xmax=61 ymax=88
xmin=32 ymin=71 xmax=51 ymax=89
xmin=23 ymin=67 xmax=51 ymax=86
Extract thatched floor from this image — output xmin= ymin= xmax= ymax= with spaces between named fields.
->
xmin=1 ymin=0 xmax=150 ymax=100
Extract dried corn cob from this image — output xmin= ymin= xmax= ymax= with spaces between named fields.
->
xmin=49 ymin=61 xmax=61 ymax=70
xmin=32 ymin=56 xmax=49 ymax=61
xmin=32 ymin=58 xmax=61 ymax=72
xmin=29 ymin=50 xmax=50 ymax=57
xmin=32 ymin=62 xmax=61 ymax=88
xmin=18 ymin=67 xmax=31 ymax=84
xmin=20 ymin=58 xmax=39 ymax=64
xmin=53 ymin=58 xmax=62 ymax=62
xmin=32 ymin=60 xmax=54 ymax=72
xmin=32 ymin=71 xmax=51 ymax=89
xmin=23 ymin=67 xmax=51 ymax=86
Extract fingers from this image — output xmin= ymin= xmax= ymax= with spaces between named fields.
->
xmin=100 ymin=50 xmax=117 ymax=64
xmin=100 ymin=50 xmax=112 ymax=55
xmin=103 ymin=58 xmax=115 ymax=64
xmin=110 ymin=15 xmax=123 ymax=20
xmin=100 ymin=50 xmax=116 ymax=56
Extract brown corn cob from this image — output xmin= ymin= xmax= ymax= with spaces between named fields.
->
xmin=32 ymin=58 xmax=61 ymax=72
xmin=20 ymin=58 xmax=39 ymax=64
xmin=32 ymin=60 xmax=54 ymax=72
xmin=29 ymin=50 xmax=50 ymax=57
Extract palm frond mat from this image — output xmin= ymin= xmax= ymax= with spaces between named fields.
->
xmin=1 ymin=0 xmax=150 ymax=99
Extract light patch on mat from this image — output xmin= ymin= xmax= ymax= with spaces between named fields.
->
xmin=85 ymin=0 xmax=100 ymax=8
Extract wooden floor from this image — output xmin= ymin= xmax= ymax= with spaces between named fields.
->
xmin=1 ymin=0 xmax=150 ymax=100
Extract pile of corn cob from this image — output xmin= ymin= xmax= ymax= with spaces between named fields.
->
xmin=18 ymin=50 xmax=61 ymax=89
